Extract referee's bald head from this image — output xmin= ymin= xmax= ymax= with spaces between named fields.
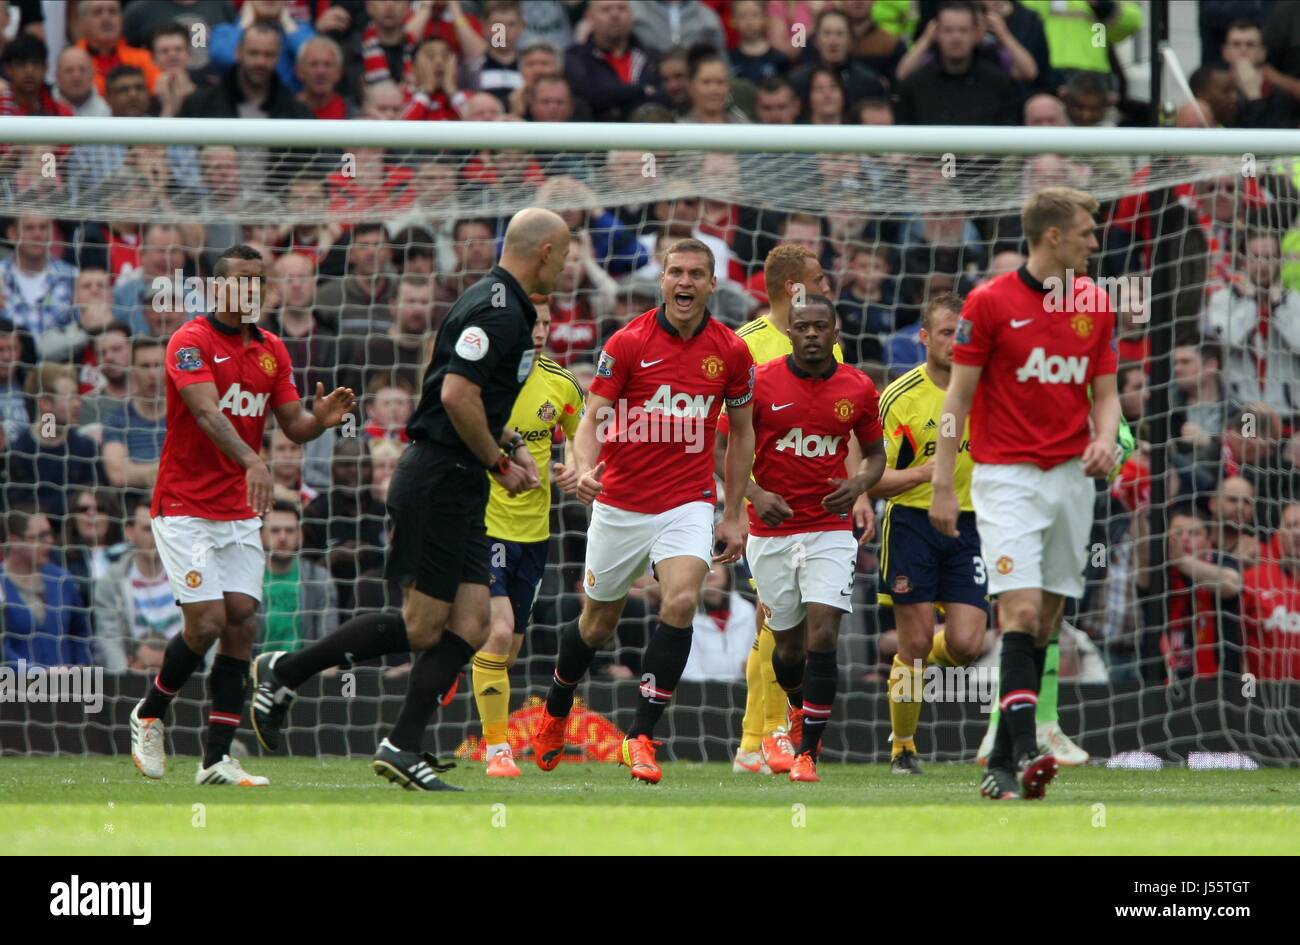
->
xmin=500 ymin=208 xmax=571 ymax=296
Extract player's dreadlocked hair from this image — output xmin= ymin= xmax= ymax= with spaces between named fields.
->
xmin=213 ymin=243 xmax=265 ymax=278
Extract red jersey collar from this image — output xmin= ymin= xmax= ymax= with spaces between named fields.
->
xmin=655 ymin=304 xmax=711 ymax=339
xmin=206 ymin=312 xmax=264 ymax=341
xmin=785 ymin=354 xmax=838 ymax=381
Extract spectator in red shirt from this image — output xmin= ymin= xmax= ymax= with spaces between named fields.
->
xmin=1241 ymin=501 xmax=1300 ymax=680
xmin=296 ymin=36 xmax=351 ymax=119
xmin=1 ymin=35 xmax=73 ymax=117
xmin=1139 ymin=507 xmax=1242 ymax=681
xmin=77 ymin=0 xmax=161 ymax=96
xmin=401 ymin=35 xmax=465 ymax=120
xmin=565 ymin=0 xmax=666 ymax=122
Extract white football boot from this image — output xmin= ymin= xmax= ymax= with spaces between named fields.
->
xmin=196 ymin=754 xmax=270 ymax=786
xmin=130 ymin=700 xmax=166 ymax=779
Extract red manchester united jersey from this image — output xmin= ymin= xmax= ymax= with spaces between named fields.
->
xmin=749 ymin=357 xmax=882 ymax=537
xmin=953 ymin=267 xmax=1117 ymax=469
xmin=588 ymin=306 xmax=754 ymax=514
xmin=1240 ymin=561 xmax=1300 ymax=680
xmin=152 ymin=315 xmax=300 ymax=521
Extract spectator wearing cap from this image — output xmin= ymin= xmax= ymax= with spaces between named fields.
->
xmin=53 ymin=46 xmax=111 ymax=116
xmin=2 ymin=35 xmax=74 ymax=116
xmin=76 ymin=0 xmax=161 ymax=96
xmin=789 ymin=9 xmax=887 ymax=107
xmin=4 ymin=363 xmax=104 ymax=522
xmin=633 ymin=0 xmax=727 ymax=56
xmin=0 ymin=506 xmax=94 ymax=667
xmin=565 ymin=0 xmax=666 ymax=123
xmin=209 ymin=0 xmax=316 ymax=92
xmin=896 ymin=1 xmax=1018 ymax=125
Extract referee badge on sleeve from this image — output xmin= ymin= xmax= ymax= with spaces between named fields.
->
xmin=456 ymin=326 xmax=489 ymax=361
xmin=956 ymin=319 xmax=973 ymax=345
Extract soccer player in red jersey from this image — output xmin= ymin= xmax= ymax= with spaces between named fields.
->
xmin=930 ymin=188 xmax=1121 ymax=800
xmin=1240 ymin=502 xmax=1300 ymax=680
xmin=746 ymin=295 xmax=885 ymax=782
xmin=530 ymin=238 xmax=756 ymax=784
xmin=130 ymin=245 xmax=356 ymax=786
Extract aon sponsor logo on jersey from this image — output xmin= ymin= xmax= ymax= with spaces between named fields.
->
xmin=1264 ymin=606 xmax=1300 ymax=634
xmin=645 ymin=385 xmax=715 ymax=418
xmin=1016 ymin=347 xmax=1089 ymax=384
xmin=775 ymin=427 xmax=843 ymax=457
xmin=219 ymin=383 xmax=270 ymax=417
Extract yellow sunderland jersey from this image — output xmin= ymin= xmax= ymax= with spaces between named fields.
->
xmin=734 ymin=314 xmax=844 ymax=366
xmin=878 ymin=364 xmax=973 ymax=512
xmin=485 ymin=356 xmax=584 ymax=543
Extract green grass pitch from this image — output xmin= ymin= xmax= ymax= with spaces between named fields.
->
xmin=3 ymin=758 xmax=1298 ymax=854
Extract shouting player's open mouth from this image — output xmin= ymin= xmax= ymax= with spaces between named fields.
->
xmin=671 ymin=291 xmax=696 ymax=315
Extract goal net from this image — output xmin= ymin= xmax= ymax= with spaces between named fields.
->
xmin=2 ymin=119 xmax=1299 ymax=766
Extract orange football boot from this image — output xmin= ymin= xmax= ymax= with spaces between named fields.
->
xmin=763 ymin=727 xmax=795 ymax=774
xmin=530 ymin=709 xmax=567 ymax=771
xmin=789 ymin=751 xmax=819 ymax=783
xmin=486 ymin=747 xmax=521 ymax=778
xmin=619 ymin=734 xmax=663 ymax=784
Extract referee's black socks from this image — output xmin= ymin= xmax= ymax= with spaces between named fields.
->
xmin=545 ymin=620 xmax=598 ymax=718
xmin=627 ymin=621 xmax=693 ymax=739
xmin=388 ymin=631 xmax=476 ymax=752
xmin=274 ymin=612 xmax=410 ymax=689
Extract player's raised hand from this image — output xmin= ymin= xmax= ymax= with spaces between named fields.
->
xmin=928 ymin=484 xmax=960 ymax=538
xmin=576 ymin=461 xmax=606 ymax=505
xmin=751 ymin=488 xmax=793 ymax=528
xmin=822 ymin=476 xmax=865 ymax=516
xmin=491 ymin=460 xmax=532 ymax=497
xmin=552 ymin=461 xmax=580 ymax=495
xmin=1081 ymin=437 xmax=1117 ymax=478
xmin=712 ymin=516 xmax=747 ymax=564
xmin=852 ymin=492 xmax=875 ymax=545
xmin=311 ymin=383 xmax=357 ymax=428
xmin=247 ymin=461 xmax=274 ymax=518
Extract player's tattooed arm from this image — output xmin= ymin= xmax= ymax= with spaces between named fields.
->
xmin=1084 ymin=372 xmax=1121 ymax=478
xmin=929 ymin=362 xmax=981 ymax=538
xmin=179 ymin=382 xmax=273 ymax=516
xmin=273 ymin=384 xmax=357 ymax=443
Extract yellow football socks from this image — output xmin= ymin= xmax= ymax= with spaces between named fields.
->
xmin=758 ymin=623 xmax=790 ymax=735
xmin=739 ymin=636 xmax=765 ymax=753
xmin=472 ymin=652 xmax=511 ymax=749
xmin=889 ymin=653 xmax=924 ymax=758
xmin=926 ymin=629 xmax=955 ymax=667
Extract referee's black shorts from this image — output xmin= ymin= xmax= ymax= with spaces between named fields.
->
xmin=384 ymin=439 xmax=490 ymax=603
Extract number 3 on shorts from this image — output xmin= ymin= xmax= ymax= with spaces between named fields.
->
xmin=973 ymin=556 xmax=986 ymax=585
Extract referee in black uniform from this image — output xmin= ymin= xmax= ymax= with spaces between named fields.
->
xmin=250 ymin=208 xmax=571 ymax=790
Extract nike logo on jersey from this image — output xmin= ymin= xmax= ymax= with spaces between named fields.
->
xmin=1010 ymin=319 xmax=1033 ymax=328
xmin=771 ymin=403 xmax=794 ymax=411
xmin=214 ymin=356 xmax=231 ymax=363
xmin=640 ymin=358 xmax=665 ymax=368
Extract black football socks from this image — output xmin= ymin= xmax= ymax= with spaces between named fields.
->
xmin=274 ymin=612 xmax=410 ymax=689
xmin=627 ymin=621 xmax=694 ymax=739
xmin=387 ymin=632 xmax=476 ymax=751
xmin=203 ymin=654 xmax=248 ymax=767
xmin=139 ymin=633 xmax=205 ymax=719
xmin=545 ymin=621 xmax=598 ymax=718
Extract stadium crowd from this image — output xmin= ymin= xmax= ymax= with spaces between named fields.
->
xmin=2 ymin=0 xmax=1300 ymax=690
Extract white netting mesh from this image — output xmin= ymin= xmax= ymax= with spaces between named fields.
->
xmin=2 ymin=125 xmax=1300 ymax=765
